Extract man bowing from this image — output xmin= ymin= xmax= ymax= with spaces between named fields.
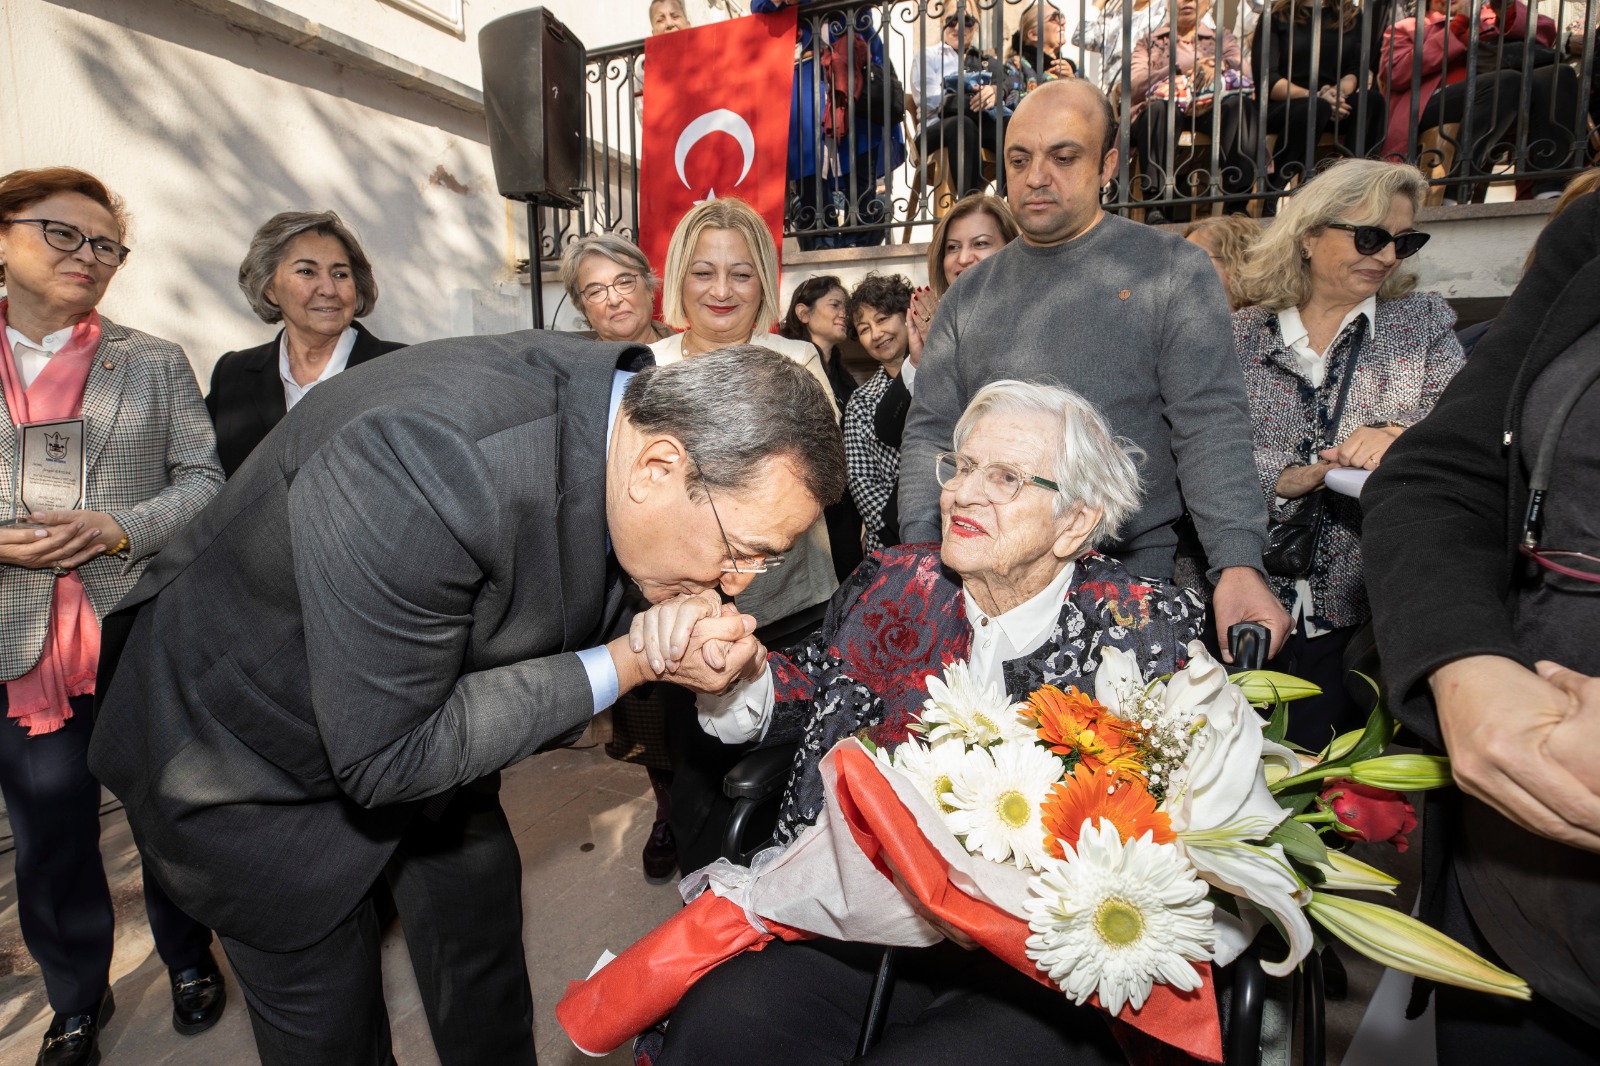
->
xmin=88 ymin=337 xmax=844 ymax=1066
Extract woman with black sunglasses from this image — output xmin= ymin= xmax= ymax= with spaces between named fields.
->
xmin=1227 ymin=158 xmax=1465 ymax=746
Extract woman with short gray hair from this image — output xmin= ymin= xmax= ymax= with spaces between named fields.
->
xmin=637 ymin=378 xmax=1201 ymax=1064
xmin=207 ymin=210 xmax=404 ymax=476
xmin=559 ymin=234 xmax=670 ymax=345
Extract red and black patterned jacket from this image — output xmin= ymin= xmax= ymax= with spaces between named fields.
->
xmin=762 ymin=544 xmax=1204 ymax=844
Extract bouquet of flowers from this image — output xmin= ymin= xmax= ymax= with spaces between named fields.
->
xmin=557 ymin=641 xmax=1527 ymax=1061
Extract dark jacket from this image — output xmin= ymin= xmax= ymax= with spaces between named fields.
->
xmin=91 ymin=332 xmax=647 ymax=951
xmin=206 ymin=320 xmax=404 ymax=476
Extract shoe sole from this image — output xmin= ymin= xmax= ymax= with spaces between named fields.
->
xmin=172 ymin=989 xmax=226 ymax=1037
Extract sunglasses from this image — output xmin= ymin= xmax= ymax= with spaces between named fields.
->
xmin=1325 ymin=223 xmax=1431 ymax=260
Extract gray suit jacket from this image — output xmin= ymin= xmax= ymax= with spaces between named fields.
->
xmin=89 ymin=330 xmax=648 ymax=951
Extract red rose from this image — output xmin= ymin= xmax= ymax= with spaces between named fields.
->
xmin=1320 ymin=780 xmax=1418 ymax=852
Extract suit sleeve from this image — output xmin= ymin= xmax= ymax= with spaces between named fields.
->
xmin=290 ymin=407 xmax=594 ymax=807
xmin=898 ymin=287 xmax=965 ymax=545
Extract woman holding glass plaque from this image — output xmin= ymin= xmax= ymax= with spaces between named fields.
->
xmin=0 ymin=167 xmax=226 ymax=1066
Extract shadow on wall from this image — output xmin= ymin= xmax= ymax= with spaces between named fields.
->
xmin=33 ymin=0 xmax=516 ymax=373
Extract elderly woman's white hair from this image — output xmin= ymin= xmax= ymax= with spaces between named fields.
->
xmin=952 ymin=380 xmax=1144 ymax=549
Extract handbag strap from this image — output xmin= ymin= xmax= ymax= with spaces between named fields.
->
xmin=1319 ymin=323 xmax=1368 ymax=450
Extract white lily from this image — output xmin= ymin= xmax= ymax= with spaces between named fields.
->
xmin=1093 ymin=645 xmax=1159 ymax=718
xmin=1311 ymin=850 xmax=1400 ymax=894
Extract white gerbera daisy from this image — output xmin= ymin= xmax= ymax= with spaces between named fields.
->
xmin=944 ymin=741 xmax=1065 ymax=870
xmin=914 ymin=661 xmax=1034 ymax=748
xmin=884 ymin=736 xmax=981 ymax=816
xmin=1023 ymin=819 xmax=1214 ymax=1016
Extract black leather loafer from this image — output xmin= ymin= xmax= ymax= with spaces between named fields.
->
xmin=641 ymin=820 xmax=678 ymax=883
xmin=170 ymin=952 xmax=227 ymax=1036
xmin=36 ymin=989 xmax=114 ymax=1066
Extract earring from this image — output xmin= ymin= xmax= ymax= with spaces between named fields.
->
xmin=1299 ymin=248 xmax=1311 ymax=261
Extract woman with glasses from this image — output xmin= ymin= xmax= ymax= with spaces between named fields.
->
xmin=633 ymin=379 xmax=1201 ymax=1065
xmin=0 ymin=167 xmax=226 ymax=1066
xmin=1004 ymin=1 xmax=1078 ymax=101
xmin=1363 ymin=174 xmax=1600 ymax=1066
xmin=207 ymin=211 xmax=403 ymax=476
xmin=561 ymin=234 xmax=673 ymax=346
xmin=1229 ymin=159 xmax=1464 ymax=746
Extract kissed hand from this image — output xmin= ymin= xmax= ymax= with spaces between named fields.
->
xmin=616 ymin=591 xmax=766 ymax=695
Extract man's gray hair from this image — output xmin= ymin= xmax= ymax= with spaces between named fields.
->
xmin=558 ymin=234 xmax=658 ymax=326
xmin=237 ymin=210 xmax=378 ymax=324
xmin=952 ymin=380 xmax=1144 ymax=548
xmin=621 ymin=345 xmax=846 ymax=507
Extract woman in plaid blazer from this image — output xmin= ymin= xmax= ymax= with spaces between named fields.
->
xmin=0 ymin=167 xmax=226 ymax=1066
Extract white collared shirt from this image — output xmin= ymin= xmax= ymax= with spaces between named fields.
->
xmin=6 ymin=324 xmax=72 ymax=389
xmin=1274 ymin=296 xmax=1376 ymax=387
xmin=914 ymin=42 xmax=961 ymax=127
xmin=696 ymin=559 xmax=1077 ymax=743
xmin=279 ymin=326 xmax=357 ymax=410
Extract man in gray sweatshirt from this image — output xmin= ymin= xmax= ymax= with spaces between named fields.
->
xmin=899 ymin=79 xmax=1290 ymax=659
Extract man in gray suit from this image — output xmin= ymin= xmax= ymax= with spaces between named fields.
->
xmin=87 ymin=336 xmax=845 ymax=1066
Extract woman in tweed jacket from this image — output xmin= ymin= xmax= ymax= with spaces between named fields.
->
xmin=1231 ymin=159 xmax=1463 ymax=747
xmin=0 ymin=167 xmax=225 ymax=1065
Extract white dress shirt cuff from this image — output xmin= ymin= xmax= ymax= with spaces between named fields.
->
xmin=695 ymin=665 xmax=776 ymax=743
xmin=901 ymin=361 xmax=917 ymax=394
xmin=575 ymin=646 xmax=621 ymax=716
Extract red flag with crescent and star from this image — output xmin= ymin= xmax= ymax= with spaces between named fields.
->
xmin=638 ymin=8 xmax=798 ymax=276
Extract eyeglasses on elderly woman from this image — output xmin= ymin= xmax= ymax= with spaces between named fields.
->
xmin=581 ymin=272 xmax=643 ymax=304
xmin=3 ymin=218 xmax=130 ymax=267
xmin=936 ymin=451 xmax=1060 ymax=504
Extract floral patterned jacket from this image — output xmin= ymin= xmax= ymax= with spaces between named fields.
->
xmin=1232 ymin=292 xmax=1465 ymax=630
xmin=762 ymin=545 xmax=1204 ymax=845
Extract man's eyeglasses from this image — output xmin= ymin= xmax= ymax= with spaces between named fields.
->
xmin=1520 ymin=360 xmax=1600 ymax=587
xmin=580 ymin=273 xmax=642 ymax=305
xmin=3 ymin=219 xmax=130 ymax=268
xmin=694 ymin=463 xmax=785 ymax=575
xmin=1325 ymin=223 xmax=1430 ymax=260
xmin=935 ymin=451 xmax=1060 ymax=505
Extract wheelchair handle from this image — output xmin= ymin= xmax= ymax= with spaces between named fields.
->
xmin=1229 ymin=622 xmax=1271 ymax=673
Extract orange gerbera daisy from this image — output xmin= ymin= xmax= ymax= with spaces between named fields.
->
xmin=1023 ymin=685 xmax=1146 ymax=782
xmin=1041 ymin=763 xmax=1175 ymax=858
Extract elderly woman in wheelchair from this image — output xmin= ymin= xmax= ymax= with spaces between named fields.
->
xmin=629 ymin=380 xmax=1206 ymax=1065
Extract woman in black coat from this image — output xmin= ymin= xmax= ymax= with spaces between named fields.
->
xmin=208 ymin=211 xmax=403 ymax=475
xmin=1363 ymin=184 xmax=1600 ymax=1062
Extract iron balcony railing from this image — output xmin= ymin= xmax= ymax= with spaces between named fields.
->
xmin=538 ymin=0 xmax=1597 ymax=253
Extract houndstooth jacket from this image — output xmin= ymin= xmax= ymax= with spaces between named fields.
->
xmin=1 ymin=317 xmax=224 ymax=680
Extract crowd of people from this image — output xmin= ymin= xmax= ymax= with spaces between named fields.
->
xmin=0 ymin=7 xmax=1596 ymax=1066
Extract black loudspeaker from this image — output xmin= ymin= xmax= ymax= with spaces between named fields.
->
xmin=479 ymin=8 xmax=587 ymax=207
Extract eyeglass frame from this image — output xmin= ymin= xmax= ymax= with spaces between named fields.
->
xmin=935 ymin=450 xmax=1060 ymax=504
xmin=2 ymin=218 xmax=131 ymax=268
xmin=1324 ymin=223 xmax=1430 ymax=260
xmin=579 ymin=272 xmax=645 ymax=305
xmin=1519 ymin=357 xmax=1600 ymax=586
xmin=689 ymin=459 xmax=785 ymax=575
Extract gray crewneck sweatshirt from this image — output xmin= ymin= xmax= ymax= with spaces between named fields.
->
xmin=899 ymin=211 xmax=1268 ymax=580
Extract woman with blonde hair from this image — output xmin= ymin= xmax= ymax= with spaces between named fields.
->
xmin=1231 ymin=158 xmax=1463 ymax=745
xmin=1183 ymin=214 xmax=1260 ymax=309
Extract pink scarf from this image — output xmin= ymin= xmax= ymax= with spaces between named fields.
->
xmin=0 ymin=299 xmax=103 ymax=735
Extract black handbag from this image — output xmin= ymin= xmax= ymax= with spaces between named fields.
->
xmin=1262 ymin=329 xmax=1366 ymax=577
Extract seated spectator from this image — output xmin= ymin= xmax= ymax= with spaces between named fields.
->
xmin=209 ymin=210 xmax=404 ymax=477
xmin=1075 ymin=0 xmax=1168 ymax=96
xmin=638 ymin=380 xmax=1200 ymax=1066
xmin=1382 ymin=0 xmax=1580 ymax=200
xmin=1183 ymin=214 xmax=1260 ymax=308
xmin=912 ymin=8 xmax=1003 ymax=207
xmin=1230 ymin=159 xmax=1464 ymax=746
xmin=1255 ymin=0 xmax=1387 ymax=187
xmin=781 ymin=275 xmax=865 ymax=580
xmin=1128 ymin=0 xmax=1260 ymax=217
xmin=757 ymin=0 xmax=906 ymax=249
xmin=560 ymin=233 xmax=672 ymax=345
xmin=1004 ymin=0 xmax=1078 ymax=106
xmin=842 ymin=273 xmax=914 ymax=552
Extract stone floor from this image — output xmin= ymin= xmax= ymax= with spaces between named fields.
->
xmin=0 ymin=718 xmax=1428 ymax=1066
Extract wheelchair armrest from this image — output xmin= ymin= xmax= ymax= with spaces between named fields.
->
xmin=722 ymin=741 xmax=800 ymax=801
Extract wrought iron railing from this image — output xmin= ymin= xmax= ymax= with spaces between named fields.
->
xmin=539 ymin=0 xmax=1596 ymax=253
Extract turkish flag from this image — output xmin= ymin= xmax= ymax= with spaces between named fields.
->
xmin=638 ymin=9 xmax=798 ymax=276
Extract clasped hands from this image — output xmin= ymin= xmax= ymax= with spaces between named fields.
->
xmin=606 ymin=589 xmax=768 ymax=696
xmin=1276 ymin=424 xmax=1402 ymax=499
xmin=0 ymin=510 xmax=124 ymax=572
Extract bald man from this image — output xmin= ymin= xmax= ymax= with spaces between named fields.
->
xmin=900 ymin=79 xmax=1291 ymax=661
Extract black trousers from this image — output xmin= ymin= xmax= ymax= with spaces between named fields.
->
xmin=914 ymin=111 xmax=998 ymax=206
xmin=1266 ymin=87 xmax=1387 ymax=183
xmin=1421 ymin=65 xmax=1583 ymax=197
xmin=1265 ymin=622 xmax=1363 ymax=751
xmin=1134 ymin=95 xmax=1262 ymax=213
xmin=656 ymin=937 xmax=1126 ymax=1066
xmin=0 ymin=691 xmax=211 ymax=1015
xmin=218 ymin=782 xmax=536 ymax=1066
